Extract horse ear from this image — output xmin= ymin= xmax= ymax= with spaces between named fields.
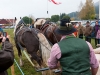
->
xmin=20 ymin=17 xmax=22 ymax=19
xmin=15 ymin=17 xmax=17 ymax=21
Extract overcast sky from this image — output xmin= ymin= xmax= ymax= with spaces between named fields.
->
xmin=0 ymin=0 xmax=99 ymax=20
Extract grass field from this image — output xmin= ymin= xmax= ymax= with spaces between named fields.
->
xmin=5 ymin=29 xmax=41 ymax=75
xmin=4 ymin=29 xmax=96 ymax=75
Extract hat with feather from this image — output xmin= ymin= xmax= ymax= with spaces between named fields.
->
xmin=55 ymin=18 xmax=77 ymax=35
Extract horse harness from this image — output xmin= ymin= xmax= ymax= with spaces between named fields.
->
xmin=15 ymin=26 xmax=32 ymax=46
xmin=41 ymin=24 xmax=59 ymax=44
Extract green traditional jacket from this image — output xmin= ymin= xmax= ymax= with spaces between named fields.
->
xmin=58 ymin=36 xmax=92 ymax=75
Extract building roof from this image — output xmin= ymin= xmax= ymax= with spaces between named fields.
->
xmin=6 ymin=19 xmax=16 ymax=24
xmin=0 ymin=19 xmax=16 ymax=24
xmin=0 ymin=19 xmax=10 ymax=24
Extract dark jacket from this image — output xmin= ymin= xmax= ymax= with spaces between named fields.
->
xmin=0 ymin=40 xmax=14 ymax=75
xmin=93 ymin=25 xmax=100 ymax=37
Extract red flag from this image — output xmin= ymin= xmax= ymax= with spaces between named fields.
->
xmin=49 ymin=0 xmax=61 ymax=5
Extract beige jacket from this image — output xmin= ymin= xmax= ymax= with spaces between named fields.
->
xmin=84 ymin=25 xmax=93 ymax=36
xmin=77 ymin=25 xmax=84 ymax=35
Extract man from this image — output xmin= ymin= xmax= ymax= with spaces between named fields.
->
xmin=0 ymin=35 xmax=14 ymax=75
xmin=77 ymin=22 xmax=84 ymax=39
xmin=84 ymin=21 xmax=93 ymax=43
xmin=48 ymin=19 xmax=99 ymax=75
xmin=93 ymin=21 xmax=100 ymax=46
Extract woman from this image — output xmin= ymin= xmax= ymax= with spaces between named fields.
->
xmin=96 ymin=27 xmax=100 ymax=44
xmin=93 ymin=21 xmax=100 ymax=46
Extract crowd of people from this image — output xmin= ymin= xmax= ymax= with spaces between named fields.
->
xmin=73 ymin=20 xmax=100 ymax=46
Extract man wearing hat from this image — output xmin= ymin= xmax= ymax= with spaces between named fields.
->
xmin=84 ymin=21 xmax=93 ymax=43
xmin=47 ymin=19 xmax=99 ymax=75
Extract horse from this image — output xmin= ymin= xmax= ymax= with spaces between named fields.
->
xmin=14 ymin=20 xmax=61 ymax=75
xmin=34 ymin=19 xmax=61 ymax=45
xmin=14 ymin=20 xmax=42 ymax=67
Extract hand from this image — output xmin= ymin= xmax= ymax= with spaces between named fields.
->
xmin=0 ymin=35 xmax=3 ymax=39
xmin=2 ymin=37 xmax=6 ymax=42
xmin=6 ymin=35 xmax=10 ymax=39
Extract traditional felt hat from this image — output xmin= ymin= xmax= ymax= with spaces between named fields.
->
xmin=55 ymin=19 xmax=77 ymax=35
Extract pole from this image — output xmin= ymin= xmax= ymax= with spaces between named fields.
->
xmin=47 ymin=0 xmax=49 ymax=18
xmin=29 ymin=14 xmax=30 ymax=25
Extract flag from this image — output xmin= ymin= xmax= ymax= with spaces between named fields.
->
xmin=49 ymin=0 xmax=61 ymax=5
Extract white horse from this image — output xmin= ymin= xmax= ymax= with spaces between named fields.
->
xmin=37 ymin=32 xmax=60 ymax=75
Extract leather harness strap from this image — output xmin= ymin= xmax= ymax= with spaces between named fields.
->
xmin=15 ymin=27 xmax=31 ymax=46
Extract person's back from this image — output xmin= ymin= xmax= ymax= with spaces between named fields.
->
xmin=58 ymin=36 xmax=91 ymax=75
xmin=0 ymin=35 xmax=14 ymax=75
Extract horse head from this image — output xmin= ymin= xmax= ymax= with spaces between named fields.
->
xmin=34 ymin=19 xmax=61 ymax=45
xmin=34 ymin=19 xmax=47 ymax=29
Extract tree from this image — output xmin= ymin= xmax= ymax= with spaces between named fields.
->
xmin=51 ymin=15 xmax=59 ymax=22
xmin=60 ymin=13 xmax=66 ymax=20
xmin=78 ymin=1 xmax=84 ymax=19
xmin=78 ymin=0 xmax=95 ymax=20
xmin=62 ymin=15 xmax=70 ymax=20
xmin=22 ymin=16 xmax=33 ymax=25
xmin=60 ymin=13 xmax=70 ymax=20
